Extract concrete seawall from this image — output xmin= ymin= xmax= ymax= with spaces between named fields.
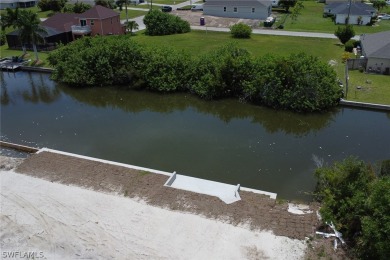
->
xmin=21 ymin=66 xmax=53 ymax=73
xmin=339 ymin=99 xmax=390 ymax=111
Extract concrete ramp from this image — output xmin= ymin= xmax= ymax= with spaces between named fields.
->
xmin=165 ymin=172 xmax=241 ymax=204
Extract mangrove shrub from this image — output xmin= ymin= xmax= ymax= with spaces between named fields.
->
xmin=315 ymin=157 xmax=390 ymax=259
xmin=48 ymin=37 xmax=342 ymax=112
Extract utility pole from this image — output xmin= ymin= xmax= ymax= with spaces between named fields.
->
xmin=346 ymin=0 xmax=352 ymax=24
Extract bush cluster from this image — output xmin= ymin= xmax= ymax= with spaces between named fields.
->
xmin=143 ymin=10 xmax=190 ymax=36
xmin=48 ymin=36 xmax=342 ymax=112
xmin=230 ymin=23 xmax=252 ymax=38
xmin=315 ymin=157 xmax=390 ymax=259
xmin=38 ymin=0 xmax=67 ymax=12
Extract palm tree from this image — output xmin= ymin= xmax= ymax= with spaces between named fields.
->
xmin=125 ymin=21 xmax=139 ymax=35
xmin=0 ymin=8 xmax=20 ymax=31
xmin=16 ymin=10 xmax=47 ymax=61
xmin=125 ymin=0 xmax=129 ymax=24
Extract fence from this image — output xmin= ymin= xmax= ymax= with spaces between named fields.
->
xmin=347 ymin=58 xmax=367 ymax=70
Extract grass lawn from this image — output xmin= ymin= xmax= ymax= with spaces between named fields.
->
xmin=132 ymin=29 xmax=342 ymax=62
xmin=125 ymin=4 xmax=161 ymax=10
xmin=346 ymin=70 xmax=390 ymax=104
xmin=152 ymin=0 xmax=191 ymax=4
xmin=274 ymin=1 xmax=390 ymax=34
xmin=118 ymin=9 xmax=148 ymax=19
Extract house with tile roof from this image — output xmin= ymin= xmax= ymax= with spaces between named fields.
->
xmin=203 ymin=0 xmax=272 ymax=20
xmin=6 ymin=5 xmax=125 ymax=50
xmin=360 ymin=31 xmax=390 ymax=74
xmin=323 ymin=2 xmax=377 ymax=25
xmin=73 ymin=5 xmax=125 ymax=38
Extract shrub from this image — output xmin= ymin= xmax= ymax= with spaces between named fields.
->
xmin=341 ymin=52 xmax=351 ymax=63
xmin=344 ymin=39 xmax=356 ymax=52
xmin=0 ymin=32 xmax=6 ymax=46
xmin=335 ymin=25 xmax=355 ymax=45
xmin=94 ymin=0 xmax=116 ymax=9
xmin=380 ymin=159 xmax=390 ymax=176
xmin=48 ymin=37 xmax=143 ymax=87
xmin=246 ymin=53 xmax=341 ymax=112
xmin=49 ymin=39 xmax=342 ymax=112
xmin=138 ymin=47 xmax=192 ymax=92
xmin=143 ymin=10 xmax=190 ymax=36
xmin=315 ymin=157 xmax=390 ymax=259
xmin=38 ymin=0 xmax=67 ymax=12
xmin=230 ymin=23 xmax=252 ymax=38
xmin=190 ymin=43 xmax=253 ymax=98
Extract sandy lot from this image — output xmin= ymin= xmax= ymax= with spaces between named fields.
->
xmin=1 ymin=170 xmax=307 ymax=259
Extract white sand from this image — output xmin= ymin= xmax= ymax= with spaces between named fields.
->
xmin=0 ymin=170 xmax=307 ymax=259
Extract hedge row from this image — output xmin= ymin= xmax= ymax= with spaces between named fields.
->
xmin=48 ymin=36 xmax=343 ymax=112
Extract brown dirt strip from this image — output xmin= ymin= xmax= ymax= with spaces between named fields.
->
xmin=14 ymin=151 xmax=319 ymax=240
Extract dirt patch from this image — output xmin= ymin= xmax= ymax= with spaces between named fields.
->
xmin=173 ymin=10 xmax=263 ymax=28
xmin=15 ymin=151 xmax=319 ymax=240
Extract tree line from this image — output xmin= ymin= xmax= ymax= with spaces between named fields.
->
xmin=48 ymin=36 xmax=342 ymax=112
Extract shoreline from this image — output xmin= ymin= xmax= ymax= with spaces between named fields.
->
xmin=0 ymin=155 xmax=312 ymax=259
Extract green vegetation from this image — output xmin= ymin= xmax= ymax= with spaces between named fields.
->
xmin=94 ymin=0 xmax=116 ymax=9
xmin=0 ymin=6 xmax=52 ymax=19
xmin=345 ymin=71 xmax=390 ymax=104
xmin=118 ymin=9 xmax=148 ymax=19
xmin=230 ymin=23 xmax=252 ymax=38
xmin=48 ymin=36 xmax=342 ymax=112
xmin=1 ymin=8 xmax=47 ymax=61
xmin=274 ymin=1 xmax=390 ymax=34
xmin=315 ymin=157 xmax=390 ymax=259
xmin=38 ymin=0 xmax=67 ymax=12
xmin=63 ymin=2 xmax=92 ymax=13
xmin=143 ymin=9 xmax=190 ymax=36
xmin=334 ymin=25 xmax=355 ymax=45
xmin=150 ymin=0 xmax=188 ymax=4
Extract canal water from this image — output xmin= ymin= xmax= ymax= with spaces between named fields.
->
xmin=1 ymin=71 xmax=390 ymax=201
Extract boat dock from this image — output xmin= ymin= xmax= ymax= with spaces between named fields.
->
xmin=0 ymin=58 xmax=28 ymax=71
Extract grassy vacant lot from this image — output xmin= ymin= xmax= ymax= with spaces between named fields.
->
xmin=346 ymin=71 xmax=390 ymax=104
xmin=118 ymin=9 xmax=148 ymax=19
xmin=274 ymin=1 xmax=390 ymax=34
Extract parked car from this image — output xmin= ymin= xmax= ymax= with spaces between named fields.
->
xmin=378 ymin=14 xmax=390 ymax=20
xmin=191 ymin=4 xmax=203 ymax=11
xmin=161 ymin=6 xmax=172 ymax=12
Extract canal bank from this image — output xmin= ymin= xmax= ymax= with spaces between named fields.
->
xmin=17 ymin=66 xmax=390 ymax=111
xmin=2 ymin=70 xmax=390 ymax=201
xmin=1 ymin=164 xmax=310 ymax=259
xmin=1 ymin=145 xmax=318 ymax=240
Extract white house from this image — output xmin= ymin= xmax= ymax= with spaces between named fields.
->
xmin=203 ymin=0 xmax=272 ymax=20
xmin=0 ymin=0 xmax=38 ymax=9
xmin=360 ymin=31 xmax=390 ymax=74
xmin=324 ymin=2 xmax=376 ymax=25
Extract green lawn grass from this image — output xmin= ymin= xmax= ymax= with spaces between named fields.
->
xmin=274 ymin=1 xmax=390 ymax=34
xmin=118 ymin=9 xmax=148 ymax=19
xmin=152 ymin=0 xmax=191 ymax=4
xmin=125 ymin=4 xmax=161 ymax=10
xmin=346 ymin=70 xmax=390 ymax=104
xmin=132 ymin=29 xmax=342 ymax=62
